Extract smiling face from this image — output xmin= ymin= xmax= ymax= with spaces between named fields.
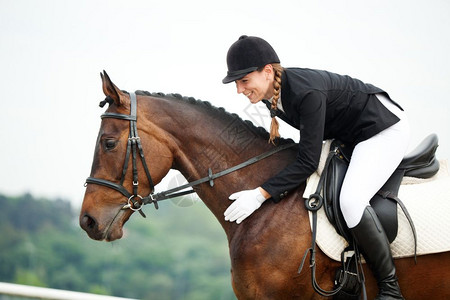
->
xmin=235 ymin=64 xmax=275 ymax=104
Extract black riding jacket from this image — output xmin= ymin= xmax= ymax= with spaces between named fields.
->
xmin=261 ymin=68 xmax=402 ymax=202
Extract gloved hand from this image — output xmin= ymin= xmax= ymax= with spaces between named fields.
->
xmin=224 ymin=188 xmax=267 ymax=224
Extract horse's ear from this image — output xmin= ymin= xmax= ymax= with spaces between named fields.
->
xmin=100 ymin=70 xmax=127 ymax=107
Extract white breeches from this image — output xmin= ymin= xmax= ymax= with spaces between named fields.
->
xmin=339 ymin=94 xmax=411 ymax=228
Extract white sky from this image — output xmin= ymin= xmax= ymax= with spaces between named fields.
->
xmin=1 ymin=0 xmax=449 ymax=208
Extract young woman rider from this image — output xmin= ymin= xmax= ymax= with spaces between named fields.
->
xmin=222 ymin=35 xmax=410 ymax=300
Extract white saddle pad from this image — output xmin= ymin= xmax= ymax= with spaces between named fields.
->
xmin=303 ymin=141 xmax=450 ymax=261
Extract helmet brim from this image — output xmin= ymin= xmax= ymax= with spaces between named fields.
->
xmin=222 ymin=66 xmax=258 ymax=84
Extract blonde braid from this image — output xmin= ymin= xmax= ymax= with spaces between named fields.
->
xmin=269 ymin=64 xmax=283 ymax=144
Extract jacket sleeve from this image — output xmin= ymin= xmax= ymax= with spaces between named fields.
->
xmin=261 ymin=91 xmax=327 ymax=202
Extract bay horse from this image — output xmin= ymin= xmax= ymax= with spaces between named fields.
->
xmin=80 ymin=71 xmax=450 ymax=299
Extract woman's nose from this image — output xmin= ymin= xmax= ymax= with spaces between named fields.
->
xmin=236 ymin=82 xmax=244 ymax=94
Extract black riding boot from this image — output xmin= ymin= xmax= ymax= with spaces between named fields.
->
xmin=350 ymin=206 xmax=404 ymax=300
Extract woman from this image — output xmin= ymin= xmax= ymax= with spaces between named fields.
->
xmin=222 ymin=35 xmax=410 ymax=300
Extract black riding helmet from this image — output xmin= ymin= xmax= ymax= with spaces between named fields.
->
xmin=222 ymin=35 xmax=280 ymax=84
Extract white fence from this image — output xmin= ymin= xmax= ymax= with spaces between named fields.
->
xmin=0 ymin=282 xmax=137 ymax=300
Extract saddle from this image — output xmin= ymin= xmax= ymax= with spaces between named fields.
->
xmin=323 ymin=133 xmax=440 ymax=243
xmin=300 ymin=134 xmax=440 ymax=299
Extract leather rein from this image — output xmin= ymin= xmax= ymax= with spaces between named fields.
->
xmin=85 ymin=92 xmax=296 ymax=218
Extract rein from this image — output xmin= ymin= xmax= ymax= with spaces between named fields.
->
xmin=85 ymin=92 xmax=297 ymax=218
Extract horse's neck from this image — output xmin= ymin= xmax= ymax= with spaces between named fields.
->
xmin=148 ymin=97 xmax=271 ymax=232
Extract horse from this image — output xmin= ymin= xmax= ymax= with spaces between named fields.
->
xmin=80 ymin=71 xmax=450 ymax=299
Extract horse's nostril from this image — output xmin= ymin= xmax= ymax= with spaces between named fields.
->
xmin=81 ymin=214 xmax=96 ymax=230
xmin=80 ymin=213 xmax=105 ymax=240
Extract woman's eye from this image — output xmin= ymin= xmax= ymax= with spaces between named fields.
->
xmin=104 ymin=139 xmax=118 ymax=150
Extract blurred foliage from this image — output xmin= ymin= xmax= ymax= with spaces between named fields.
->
xmin=0 ymin=193 xmax=236 ymax=299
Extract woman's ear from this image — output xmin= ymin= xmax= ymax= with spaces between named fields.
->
xmin=263 ymin=64 xmax=274 ymax=80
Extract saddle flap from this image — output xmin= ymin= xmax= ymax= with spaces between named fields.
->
xmin=322 ymin=141 xmax=399 ymax=243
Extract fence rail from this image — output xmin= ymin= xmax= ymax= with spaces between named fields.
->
xmin=0 ymin=282 xmax=137 ymax=300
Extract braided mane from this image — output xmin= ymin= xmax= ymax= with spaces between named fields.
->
xmin=134 ymin=90 xmax=293 ymax=145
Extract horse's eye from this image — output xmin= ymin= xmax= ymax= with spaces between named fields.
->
xmin=104 ymin=139 xmax=118 ymax=151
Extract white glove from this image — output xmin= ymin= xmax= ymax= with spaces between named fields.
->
xmin=224 ymin=188 xmax=267 ymax=224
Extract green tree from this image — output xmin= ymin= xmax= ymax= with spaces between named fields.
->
xmin=0 ymin=193 xmax=236 ymax=299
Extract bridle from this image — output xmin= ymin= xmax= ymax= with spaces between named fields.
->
xmin=85 ymin=92 xmax=296 ymax=218
xmin=85 ymin=93 xmax=155 ymax=217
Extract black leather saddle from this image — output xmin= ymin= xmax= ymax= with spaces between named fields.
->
xmin=322 ymin=133 xmax=440 ymax=244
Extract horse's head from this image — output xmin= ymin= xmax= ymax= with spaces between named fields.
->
xmin=80 ymin=71 xmax=174 ymax=241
